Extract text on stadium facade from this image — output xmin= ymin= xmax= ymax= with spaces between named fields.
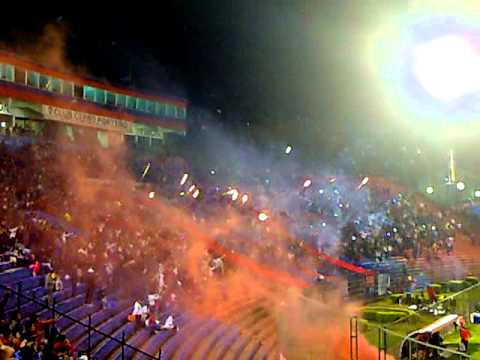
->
xmin=42 ymin=105 xmax=133 ymax=133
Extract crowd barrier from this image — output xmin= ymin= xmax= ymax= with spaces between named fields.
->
xmin=347 ymin=254 xmax=480 ymax=299
xmin=0 ymin=282 xmax=160 ymax=359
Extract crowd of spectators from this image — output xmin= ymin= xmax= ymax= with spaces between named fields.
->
xmin=0 ymin=137 xmax=464 ymax=287
xmin=339 ymin=192 xmax=457 ymax=262
xmin=0 ymin=133 xmax=470 ymax=358
xmin=0 ymin=300 xmax=75 ymax=360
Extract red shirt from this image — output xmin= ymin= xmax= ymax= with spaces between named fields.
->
xmin=54 ymin=339 xmax=74 ymax=355
xmin=29 ymin=262 xmax=40 ymax=275
xmin=460 ymin=327 xmax=471 ymax=341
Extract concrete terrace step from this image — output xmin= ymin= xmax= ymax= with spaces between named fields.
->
xmin=256 ymin=335 xmax=278 ymax=360
xmin=223 ymin=312 xmax=269 ymax=360
xmin=11 ymin=275 xmax=45 ymax=291
xmin=134 ymin=313 xmax=188 ymax=360
xmin=191 ymin=300 xmax=269 ymax=360
xmin=6 ymin=285 xmax=79 ymax=320
xmin=0 ymin=261 xmax=14 ymax=272
xmin=4 ymin=282 xmax=46 ymax=312
xmin=159 ymin=316 xmax=205 ymax=360
xmin=175 ymin=319 xmax=220 ymax=360
xmin=0 ymin=267 xmax=31 ymax=286
xmin=245 ymin=341 xmax=262 ymax=360
xmin=228 ymin=307 xmax=277 ymax=360
xmin=37 ymin=293 xmax=85 ymax=320
xmin=76 ymin=307 xmax=132 ymax=353
xmin=195 ymin=324 xmax=230 ymax=360
xmin=230 ymin=313 xmax=274 ymax=360
xmin=56 ymin=302 xmax=102 ymax=332
xmin=109 ymin=327 xmax=152 ymax=360
xmin=240 ymin=319 xmax=277 ymax=360
xmin=65 ymin=307 xmax=118 ymax=343
xmin=93 ymin=322 xmax=136 ymax=360
xmin=205 ymin=307 xmax=267 ymax=360
xmin=212 ymin=328 xmax=240 ymax=360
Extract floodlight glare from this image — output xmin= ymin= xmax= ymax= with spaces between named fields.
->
xmin=413 ymin=35 xmax=480 ymax=101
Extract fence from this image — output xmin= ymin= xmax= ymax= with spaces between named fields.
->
xmin=0 ymin=282 xmax=159 ymax=359
xmin=350 ymin=316 xmax=470 ymax=360
xmin=426 ymin=282 xmax=480 ymax=320
xmin=350 ymin=254 xmax=480 ymax=300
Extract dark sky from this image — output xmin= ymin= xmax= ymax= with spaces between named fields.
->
xmin=0 ymin=2 xmax=407 ymax=147
xmin=2 ymin=3 xmax=479 ymax=188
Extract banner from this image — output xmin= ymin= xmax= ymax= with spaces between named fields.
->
xmin=42 ymin=105 xmax=132 ymax=133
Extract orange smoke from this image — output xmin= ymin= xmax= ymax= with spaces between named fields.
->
xmin=4 ymin=25 xmax=404 ymax=359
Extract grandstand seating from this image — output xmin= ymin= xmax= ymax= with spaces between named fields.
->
xmin=0 ymin=263 xmax=279 ymax=359
xmin=7 ymin=249 xmax=480 ymax=359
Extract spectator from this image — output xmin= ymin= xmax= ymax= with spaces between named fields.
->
xmin=45 ymin=270 xmax=58 ymax=308
xmin=160 ymin=315 xmax=178 ymax=331
xmin=29 ymin=260 xmax=41 ymax=277
xmin=460 ymin=324 xmax=471 ymax=352
xmin=52 ymin=334 xmax=74 ymax=358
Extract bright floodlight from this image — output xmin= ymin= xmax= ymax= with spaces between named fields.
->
xmin=474 ymin=190 xmax=480 ymax=198
xmin=426 ymin=186 xmax=434 ymax=194
xmin=413 ymin=35 xmax=480 ymax=101
xmin=285 ymin=145 xmax=292 ymax=154
xmin=148 ymin=191 xmax=155 ymax=199
xmin=456 ymin=181 xmax=465 ymax=191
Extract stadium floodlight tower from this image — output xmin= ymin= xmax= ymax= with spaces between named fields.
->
xmin=412 ymin=32 xmax=480 ymax=200
xmin=369 ymin=11 xmax=480 ymax=204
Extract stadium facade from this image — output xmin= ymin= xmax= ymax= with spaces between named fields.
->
xmin=0 ymin=51 xmax=187 ymax=149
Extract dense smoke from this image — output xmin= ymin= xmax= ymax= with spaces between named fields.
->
xmin=42 ymin=115 xmax=390 ymax=359
xmin=3 ymin=24 xmax=440 ymax=359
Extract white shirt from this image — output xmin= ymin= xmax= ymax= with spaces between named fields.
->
xmin=132 ymin=301 xmax=143 ymax=316
xmin=161 ymin=315 xmax=175 ymax=329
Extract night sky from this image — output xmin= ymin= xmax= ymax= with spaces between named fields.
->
xmin=1 ymin=2 xmax=480 ymax=197
xmin=0 ymin=2 xmax=407 ymax=151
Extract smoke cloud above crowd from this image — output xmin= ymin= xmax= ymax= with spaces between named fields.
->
xmin=4 ymin=20 xmax=474 ymax=359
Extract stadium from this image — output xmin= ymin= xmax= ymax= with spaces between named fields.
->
xmin=3 ymin=3 xmax=480 ymax=360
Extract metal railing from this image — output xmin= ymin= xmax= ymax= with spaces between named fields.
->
xmin=426 ymin=281 xmax=480 ymax=319
xmin=350 ymin=316 xmax=470 ymax=360
xmin=1 ymin=282 xmax=160 ymax=359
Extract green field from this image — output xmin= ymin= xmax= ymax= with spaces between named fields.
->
xmin=443 ymin=324 xmax=480 ymax=358
xmin=360 ymin=279 xmax=480 ymax=357
xmin=360 ymin=311 xmax=439 ymax=356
